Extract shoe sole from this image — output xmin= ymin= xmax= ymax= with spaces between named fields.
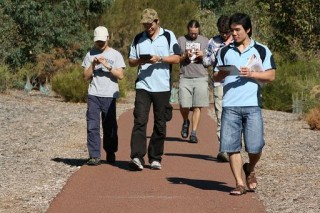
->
xmin=151 ymin=165 xmax=161 ymax=170
xmin=128 ymin=161 xmax=143 ymax=171
xmin=151 ymin=167 xmax=161 ymax=170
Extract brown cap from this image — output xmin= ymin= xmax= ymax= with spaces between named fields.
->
xmin=140 ymin=8 xmax=159 ymax=24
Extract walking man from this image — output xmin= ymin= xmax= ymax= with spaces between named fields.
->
xmin=178 ymin=20 xmax=209 ymax=143
xmin=203 ymin=15 xmax=233 ymax=161
xmin=82 ymin=26 xmax=126 ymax=165
xmin=214 ymin=13 xmax=276 ymax=195
xmin=128 ymin=8 xmax=180 ymax=171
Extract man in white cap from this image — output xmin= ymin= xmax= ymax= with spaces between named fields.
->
xmin=82 ymin=26 xmax=126 ymax=166
xmin=128 ymin=8 xmax=180 ymax=171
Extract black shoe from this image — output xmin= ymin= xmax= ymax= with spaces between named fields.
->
xmin=87 ymin=157 xmax=101 ymax=166
xmin=107 ymin=152 xmax=116 ymax=164
xmin=181 ymin=120 xmax=190 ymax=138
xmin=189 ymin=135 xmax=198 ymax=143
xmin=217 ymin=152 xmax=229 ymax=162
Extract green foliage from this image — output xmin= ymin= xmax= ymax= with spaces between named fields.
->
xmin=102 ymin=0 xmax=199 ymax=57
xmin=195 ymin=9 xmax=218 ymax=38
xmin=0 ymin=65 xmax=12 ymax=92
xmin=0 ymin=0 xmax=113 ymax=70
xmin=258 ymin=0 xmax=320 ymax=59
xmin=200 ymin=0 xmax=225 ymax=10
xmin=262 ymin=60 xmax=320 ymax=112
xmin=51 ymin=64 xmax=88 ymax=102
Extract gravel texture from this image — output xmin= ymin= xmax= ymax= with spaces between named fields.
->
xmin=0 ymin=90 xmax=319 ymax=213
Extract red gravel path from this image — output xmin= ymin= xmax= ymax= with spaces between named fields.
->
xmin=47 ymin=104 xmax=266 ymax=213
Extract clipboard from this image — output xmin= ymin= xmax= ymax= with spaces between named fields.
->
xmin=217 ymin=65 xmax=240 ymax=75
xmin=139 ymin=54 xmax=152 ymax=60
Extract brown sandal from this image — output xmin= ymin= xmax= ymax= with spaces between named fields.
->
xmin=230 ymin=185 xmax=247 ymax=195
xmin=243 ymin=163 xmax=257 ymax=192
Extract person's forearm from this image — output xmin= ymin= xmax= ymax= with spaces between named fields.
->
xmin=110 ymin=68 xmax=124 ymax=80
xmin=128 ymin=58 xmax=141 ymax=67
xmin=251 ymin=69 xmax=275 ymax=82
xmin=162 ymin=55 xmax=180 ymax=64
xmin=83 ymin=65 xmax=94 ymax=81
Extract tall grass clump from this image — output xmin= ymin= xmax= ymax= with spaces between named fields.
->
xmin=305 ymin=104 xmax=320 ymax=130
xmin=51 ymin=64 xmax=88 ymax=102
xmin=262 ymin=59 xmax=320 ymax=112
xmin=118 ymin=65 xmax=138 ymax=98
xmin=0 ymin=64 xmax=12 ymax=92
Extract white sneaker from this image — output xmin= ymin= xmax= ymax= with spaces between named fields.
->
xmin=150 ymin=161 xmax=161 ymax=170
xmin=129 ymin=158 xmax=143 ymax=171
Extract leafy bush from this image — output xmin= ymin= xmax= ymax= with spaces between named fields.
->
xmin=51 ymin=64 xmax=88 ymax=102
xmin=52 ymin=63 xmax=132 ymax=102
xmin=305 ymin=105 xmax=320 ymax=130
xmin=0 ymin=0 xmax=114 ymax=70
xmin=262 ymin=59 xmax=320 ymax=112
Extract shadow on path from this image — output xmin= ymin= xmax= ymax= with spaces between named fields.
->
xmin=167 ymin=177 xmax=232 ymax=192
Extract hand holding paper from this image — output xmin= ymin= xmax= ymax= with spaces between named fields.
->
xmin=246 ymin=54 xmax=264 ymax=72
xmin=245 ymin=54 xmax=265 ymax=86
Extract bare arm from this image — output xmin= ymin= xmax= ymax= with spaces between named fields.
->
xmin=240 ymin=67 xmax=276 ymax=83
xmin=129 ymin=54 xmax=180 ymax=67
xmin=83 ymin=62 xmax=96 ymax=81
xmin=83 ymin=57 xmax=124 ymax=81
xmin=109 ymin=67 xmax=124 ymax=80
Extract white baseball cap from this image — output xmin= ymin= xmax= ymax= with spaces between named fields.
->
xmin=94 ymin=26 xmax=109 ymax=42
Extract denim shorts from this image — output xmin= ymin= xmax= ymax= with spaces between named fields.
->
xmin=220 ymin=106 xmax=265 ymax=154
xmin=179 ymin=77 xmax=209 ymax=108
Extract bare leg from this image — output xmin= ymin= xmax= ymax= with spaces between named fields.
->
xmin=191 ymin=107 xmax=201 ymax=131
xmin=180 ymin=107 xmax=189 ymax=121
xmin=229 ymin=152 xmax=245 ymax=187
xmin=247 ymin=152 xmax=261 ymax=189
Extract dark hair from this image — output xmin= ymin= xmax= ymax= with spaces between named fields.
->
xmin=217 ymin=15 xmax=230 ymax=33
xmin=187 ymin=20 xmax=200 ymax=35
xmin=187 ymin=20 xmax=200 ymax=29
xmin=229 ymin=13 xmax=252 ymax=37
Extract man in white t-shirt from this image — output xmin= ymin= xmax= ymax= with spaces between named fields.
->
xmin=82 ymin=26 xmax=126 ymax=166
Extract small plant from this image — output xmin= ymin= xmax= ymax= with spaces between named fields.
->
xmin=51 ymin=64 xmax=88 ymax=102
xmin=305 ymin=105 xmax=320 ymax=130
xmin=0 ymin=64 xmax=11 ymax=92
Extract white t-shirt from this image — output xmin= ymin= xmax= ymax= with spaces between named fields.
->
xmin=82 ymin=48 xmax=126 ymax=98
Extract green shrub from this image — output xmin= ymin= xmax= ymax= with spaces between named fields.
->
xmin=51 ymin=64 xmax=88 ymax=102
xmin=0 ymin=65 xmax=12 ymax=92
xmin=262 ymin=59 xmax=320 ymax=112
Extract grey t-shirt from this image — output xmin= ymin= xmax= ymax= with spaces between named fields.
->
xmin=82 ymin=48 xmax=126 ymax=98
xmin=178 ymin=35 xmax=209 ymax=78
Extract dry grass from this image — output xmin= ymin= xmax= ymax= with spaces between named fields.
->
xmin=305 ymin=105 xmax=320 ymax=130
